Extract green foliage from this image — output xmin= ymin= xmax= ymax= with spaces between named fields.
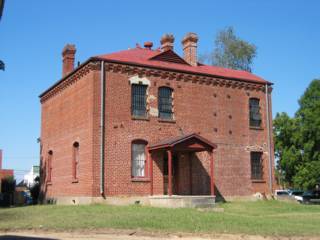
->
xmin=1 ymin=176 xmax=15 ymax=193
xmin=0 ymin=60 xmax=4 ymax=71
xmin=293 ymin=161 xmax=320 ymax=190
xmin=274 ymin=79 xmax=320 ymax=189
xmin=201 ymin=27 xmax=256 ymax=72
xmin=30 ymin=176 xmax=40 ymax=204
xmin=296 ymin=80 xmax=320 ymax=163
xmin=273 ymin=113 xmax=301 ymax=185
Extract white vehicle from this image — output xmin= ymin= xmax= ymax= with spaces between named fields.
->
xmin=288 ymin=190 xmax=304 ymax=202
xmin=295 ymin=195 xmax=303 ymax=202
xmin=274 ymin=189 xmax=289 ymax=198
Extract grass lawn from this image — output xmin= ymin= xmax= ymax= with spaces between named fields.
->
xmin=0 ymin=200 xmax=319 ymax=236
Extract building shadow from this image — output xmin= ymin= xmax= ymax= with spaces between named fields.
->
xmin=0 ymin=236 xmax=58 ymax=240
xmin=214 ymin=186 xmax=226 ymax=202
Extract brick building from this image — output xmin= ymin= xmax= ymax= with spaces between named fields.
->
xmin=0 ymin=150 xmax=14 ymax=192
xmin=39 ymin=33 xmax=275 ymax=205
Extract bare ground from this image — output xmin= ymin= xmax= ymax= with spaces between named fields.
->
xmin=0 ymin=229 xmax=319 ymax=240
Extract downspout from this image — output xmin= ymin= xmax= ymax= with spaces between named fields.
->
xmin=265 ymin=84 xmax=273 ymax=194
xmin=100 ymin=61 xmax=105 ymax=196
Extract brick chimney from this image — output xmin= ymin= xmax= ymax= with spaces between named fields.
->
xmin=62 ymin=44 xmax=76 ymax=77
xmin=0 ymin=149 xmax=2 ymax=169
xmin=182 ymin=33 xmax=198 ymax=66
xmin=160 ymin=34 xmax=174 ymax=51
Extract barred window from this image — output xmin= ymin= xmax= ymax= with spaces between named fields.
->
xmin=72 ymin=142 xmax=79 ymax=180
xmin=158 ymin=87 xmax=173 ymax=119
xmin=131 ymin=84 xmax=147 ymax=117
xmin=249 ymin=98 xmax=262 ymax=127
xmin=251 ymin=152 xmax=263 ymax=180
xmin=132 ymin=141 xmax=147 ymax=177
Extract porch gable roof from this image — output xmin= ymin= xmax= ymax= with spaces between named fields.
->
xmin=148 ymin=133 xmax=217 ymax=152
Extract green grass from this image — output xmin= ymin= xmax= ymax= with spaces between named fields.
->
xmin=0 ymin=200 xmax=319 ymax=236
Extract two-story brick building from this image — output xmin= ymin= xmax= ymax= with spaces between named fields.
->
xmin=39 ymin=33 xmax=275 ymax=206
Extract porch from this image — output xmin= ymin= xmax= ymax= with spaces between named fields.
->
xmin=148 ymin=133 xmax=217 ymax=202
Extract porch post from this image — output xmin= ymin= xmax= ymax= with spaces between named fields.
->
xmin=149 ymin=151 xmax=153 ymax=196
xmin=167 ymin=149 xmax=172 ymax=196
xmin=210 ymin=149 xmax=215 ymax=196
xmin=189 ymin=153 xmax=192 ymax=195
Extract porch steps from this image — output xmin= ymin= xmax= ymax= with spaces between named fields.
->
xmin=149 ymin=195 xmax=215 ymax=208
xmin=190 ymin=198 xmax=215 ymax=208
xmin=194 ymin=202 xmax=216 ymax=208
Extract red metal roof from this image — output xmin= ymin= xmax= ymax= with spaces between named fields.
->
xmin=95 ymin=48 xmax=269 ymax=84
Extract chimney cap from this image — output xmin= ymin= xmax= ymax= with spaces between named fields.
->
xmin=160 ymin=33 xmax=175 ymax=51
xmin=62 ymin=44 xmax=76 ymax=55
xmin=182 ymin=32 xmax=198 ymax=44
xmin=144 ymin=41 xmax=153 ymax=49
xmin=160 ymin=33 xmax=174 ymax=44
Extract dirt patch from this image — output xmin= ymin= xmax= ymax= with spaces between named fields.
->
xmin=0 ymin=229 xmax=319 ymax=240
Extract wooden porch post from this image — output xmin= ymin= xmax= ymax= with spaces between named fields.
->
xmin=210 ymin=149 xmax=215 ymax=196
xmin=149 ymin=151 xmax=153 ymax=196
xmin=167 ymin=149 xmax=172 ymax=196
xmin=189 ymin=153 xmax=193 ymax=195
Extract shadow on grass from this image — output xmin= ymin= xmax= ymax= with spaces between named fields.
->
xmin=0 ymin=236 xmax=58 ymax=240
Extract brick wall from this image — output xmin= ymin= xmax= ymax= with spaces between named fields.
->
xmin=0 ymin=169 xmax=14 ymax=181
xmin=40 ymin=69 xmax=97 ymax=198
xmin=102 ymin=69 xmax=272 ymax=197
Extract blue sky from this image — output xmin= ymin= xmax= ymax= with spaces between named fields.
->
xmin=0 ymin=1 xmax=319 ymax=180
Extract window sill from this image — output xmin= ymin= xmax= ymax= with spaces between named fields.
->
xmin=251 ymin=179 xmax=266 ymax=183
xmin=131 ymin=178 xmax=150 ymax=182
xmin=46 ymin=181 xmax=52 ymax=186
xmin=158 ymin=119 xmax=176 ymax=123
xmin=72 ymin=179 xmax=79 ymax=183
xmin=250 ymin=126 xmax=264 ymax=131
xmin=132 ymin=116 xmax=149 ymax=121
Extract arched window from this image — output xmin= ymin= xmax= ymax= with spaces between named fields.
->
xmin=249 ymin=98 xmax=261 ymax=127
xmin=158 ymin=87 xmax=173 ymax=119
xmin=47 ymin=150 xmax=53 ymax=183
xmin=73 ymin=142 xmax=80 ymax=180
xmin=131 ymin=140 xmax=148 ymax=178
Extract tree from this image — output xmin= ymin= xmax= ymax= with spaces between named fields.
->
xmin=293 ymin=161 xmax=320 ymax=190
xmin=201 ymin=27 xmax=257 ymax=72
xmin=30 ymin=176 xmax=40 ymax=204
xmin=0 ymin=0 xmax=5 ymax=71
xmin=273 ymin=112 xmax=301 ymax=185
xmin=274 ymin=79 xmax=320 ymax=190
xmin=1 ymin=175 xmax=15 ymax=193
xmin=296 ymin=80 xmax=320 ymax=164
xmin=0 ymin=0 xmax=4 ymax=20
xmin=0 ymin=176 xmax=15 ymax=206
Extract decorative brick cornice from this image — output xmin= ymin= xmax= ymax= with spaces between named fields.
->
xmin=105 ymin=62 xmax=266 ymax=92
xmin=40 ymin=60 xmax=267 ymax=103
xmin=40 ymin=62 xmax=97 ymax=103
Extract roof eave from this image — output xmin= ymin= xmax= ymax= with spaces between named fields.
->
xmin=93 ymin=56 xmax=271 ymax=85
xmin=39 ymin=57 xmax=95 ymax=98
